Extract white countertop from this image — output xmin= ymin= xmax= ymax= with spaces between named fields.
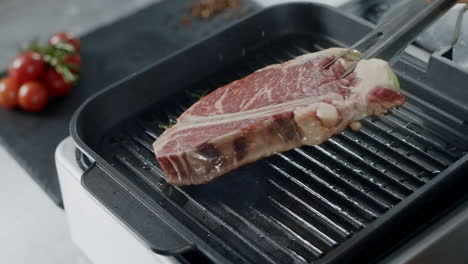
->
xmin=0 ymin=144 xmax=91 ymax=264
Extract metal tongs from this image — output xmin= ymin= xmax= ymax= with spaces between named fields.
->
xmin=324 ymin=0 xmax=459 ymax=78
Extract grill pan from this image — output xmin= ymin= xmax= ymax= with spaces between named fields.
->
xmin=71 ymin=3 xmax=468 ymax=263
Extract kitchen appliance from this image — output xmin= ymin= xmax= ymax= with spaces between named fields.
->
xmin=56 ymin=1 xmax=468 ymax=264
xmin=325 ymin=0 xmax=458 ymax=77
xmin=343 ymin=0 xmax=468 ymax=70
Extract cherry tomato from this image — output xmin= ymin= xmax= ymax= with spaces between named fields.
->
xmin=18 ymin=81 xmax=48 ymax=112
xmin=0 ymin=77 xmax=20 ymax=109
xmin=64 ymin=54 xmax=81 ymax=73
xmin=43 ymin=68 xmax=73 ymax=97
xmin=8 ymin=51 xmax=46 ymax=85
xmin=49 ymin=32 xmax=80 ymax=52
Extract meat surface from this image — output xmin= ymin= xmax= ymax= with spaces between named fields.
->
xmin=153 ymin=48 xmax=405 ymax=185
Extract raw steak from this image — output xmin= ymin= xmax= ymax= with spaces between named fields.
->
xmin=153 ymin=48 xmax=405 ymax=185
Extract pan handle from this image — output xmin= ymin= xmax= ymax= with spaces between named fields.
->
xmin=81 ymin=163 xmax=194 ymax=255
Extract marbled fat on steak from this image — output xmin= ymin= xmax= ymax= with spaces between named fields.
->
xmin=153 ymin=48 xmax=405 ymax=185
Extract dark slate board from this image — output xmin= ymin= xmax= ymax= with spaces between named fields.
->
xmin=0 ymin=0 xmax=259 ymax=207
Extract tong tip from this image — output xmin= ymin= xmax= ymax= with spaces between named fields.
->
xmin=322 ymin=48 xmax=362 ymax=79
xmin=339 ymin=63 xmax=358 ymax=79
xmin=322 ymin=57 xmax=339 ymax=70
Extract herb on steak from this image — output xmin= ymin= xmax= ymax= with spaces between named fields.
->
xmin=186 ymin=88 xmax=212 ymax=99
xmin=159 ymin=119 xmax=177 ymax=130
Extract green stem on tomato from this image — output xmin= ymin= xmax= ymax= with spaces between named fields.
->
xmin=25 ymin=40 xmax=79 ymax=84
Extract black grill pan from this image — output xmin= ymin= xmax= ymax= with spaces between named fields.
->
xmin=71 ymin=3 xmax=468 ymax=263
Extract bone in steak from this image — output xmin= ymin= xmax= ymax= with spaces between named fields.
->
xmin=153 ymin=48 xmax=405 ymax=185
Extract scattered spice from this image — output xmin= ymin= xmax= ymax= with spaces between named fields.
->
xmin=182 ymin=16 xmax=193 ymax=26
xmin=186 ymin=0 xmax=243 ymax=24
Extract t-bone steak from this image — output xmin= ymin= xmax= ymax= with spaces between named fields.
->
xmin=153 ymin=48 xmax=405 ymax=185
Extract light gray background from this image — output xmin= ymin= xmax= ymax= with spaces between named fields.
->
xmin=0 ymin=0 xmax=160 ymax=70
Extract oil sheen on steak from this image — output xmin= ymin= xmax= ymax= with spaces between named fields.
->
xmin=153 ymin=48 xmax=404 ymax=185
